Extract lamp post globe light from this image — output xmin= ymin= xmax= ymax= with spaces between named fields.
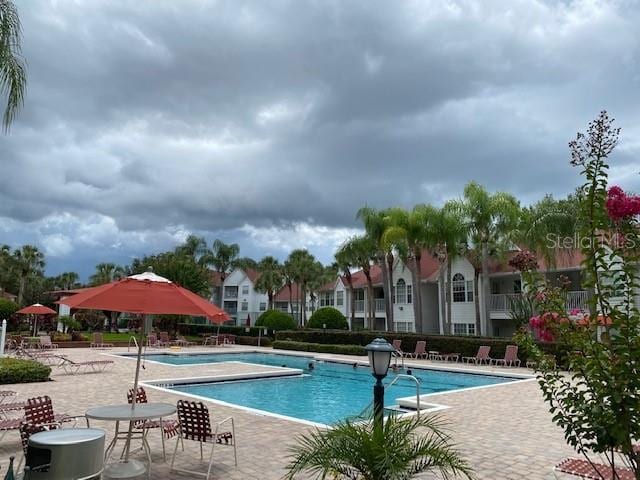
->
xmin=364 ymin=338 xmax=396 ymax=429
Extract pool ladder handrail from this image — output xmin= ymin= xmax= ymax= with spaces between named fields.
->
xmin=128 ymin=335 xmax=147 ymax=356
xmin=357 ymin=373 xmax=422 ymax=419
xmin=386 ymin=373 xmax=421 ymax=418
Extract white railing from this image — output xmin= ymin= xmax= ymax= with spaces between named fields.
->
xmin=566 ymin=290 xmax=589 ymax=311
xmin=375 ymin=298 xmax=386 ymax=311
xmin=354 ymin=300 xmax=365 ymax=312
xmin=490 ymin=291 xmax=589 ymax=313
xmin=224 ymin=290 xmax=238 ymax=299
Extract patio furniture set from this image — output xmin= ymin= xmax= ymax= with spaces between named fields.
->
xmin=2 ymin=387 xmax=237 ymax=480
xmin=392 ymin=340 xmax=522 ymax=367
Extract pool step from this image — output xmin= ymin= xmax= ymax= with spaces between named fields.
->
xmin=384 ymin=405 xmax=416 ymax=414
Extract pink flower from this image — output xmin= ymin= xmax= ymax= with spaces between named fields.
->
xmin=535 ymin=291 xmax=547 ymax=302
xmin=606 ymin=186 xmax=640 ymax=221
xmin=569 ymin=308 xmax=582 ymax=316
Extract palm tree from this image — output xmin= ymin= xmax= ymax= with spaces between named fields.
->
xmin=175 ymin=235 xmax=208 ymax=263
xmin=346 ymin=236 xmax=377 ymax=330
xmin=54 ymin=272 xmax=80 ymax=290
xmin=254 ymin=256 xmax=283 ymax=309
xmin=383 ymin=205 xmax=442 ymax=334
xmin=89 ymin=263 xmax=125 ymax=286
xmin=202 ymin=239 xmax=240 ymax=282
xmin=285 ymin=413 xmax=473 ymax=480
xmin=0 ymin=0 xmax=26 ymax=132
xmin=335 ymin=241 xmax=359 ymax=328
xmin=232 ymin=257 xmax=258 ymax=271
xmin=460 ymin=182 xmax=520 ymax=335
xmin=282 ymin=260 xmax=296 ymax=318
xmin=286 ymin=249 xmax=322 ymax=325
xmin=13 ymin=245 xmax=45 ymax=305
xmin=357 ymin=207 xmax=394 ymax=330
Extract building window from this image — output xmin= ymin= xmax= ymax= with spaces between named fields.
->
xmin=336 ymin=291 xmax=344 ymax=306
xmin=395 ymin=279 xmax=407 ymax=304
xmin=452 ymin=274 xmax=467 ymax=302
xmin=259 ymin=302 xmax=266 ymax=311
xmin=407 ymin=285 xmax=412 ymax=304
xmin=242 ymin=285 xmax=249 ymax=295
xmin=466 ymin=281 xmax=474 ymax=302
xmin=453 ymin=323 xmax=474 ymax=336
xmin=224 ymin=286 xmax=238 ymax=299
xmin=513 ymin=280 xmax=522 ymax=294
xmin=241 ymin=301 xmax=248 ymax=311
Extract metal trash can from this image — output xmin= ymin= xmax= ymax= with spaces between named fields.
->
xmin=25 ymin=428 xmax=105 ymax=480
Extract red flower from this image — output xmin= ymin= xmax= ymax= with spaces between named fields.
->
xmin=606 ymin=186 xmax=640 ymax=221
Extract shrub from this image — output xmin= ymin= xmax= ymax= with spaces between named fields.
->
xmin=0 ymin=358 xmax=51 ymax=384
xmin=255 ymin=310 xmax=297 ymax=331
xmin=236 ymin=336 xmax=273 ymax=347
xmin=307 ymin=307 xmax=348 ymax=330
xmin=0 ymin=298 xmax=19 ymax=322
xmin=273 ymin=340 xmax=366 ymax=356
xmin=51 ymin=332 xmax=72 ymax=342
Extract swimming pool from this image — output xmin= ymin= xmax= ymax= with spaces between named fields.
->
xmin=136 ymin=352 xmax=519 ymax=425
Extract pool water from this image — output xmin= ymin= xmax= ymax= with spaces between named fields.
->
xmin=138 ymin=352 xmax=516 ymax=425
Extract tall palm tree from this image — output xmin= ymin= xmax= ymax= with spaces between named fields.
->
xmin=54 ymin=271 xmax=80 ymax=290
xmin=89 ymin=262 xmax=125 ymax=286
xmin=286 ymin=249 xmax=322 ymax=325
xmin=460 ymin=182 xmax=520 ymax=335
xmin=383 ymin=205 xmax=442 ymax=334
xmin=347 ymin=236 xmax=377 ymax=330
xmin=335 ymin=240 xmax=359 ymax=328
xmin=175 ymin=235 xmax=208 ymax=263
xmin=13 ymin=245 xmax=44 ymax=305
xmin=429 ymin=202 xmax=469 ymax=335
xmin=255 ymin=256 xmax=283 ymax=309
xmin=357 ymin=207 xmax=394 ymax=330
xmin=202 ymin=239 xmax=240 ymax=282
xmin=0 ymin=0 xmax=26 ymax=132
xmin=282 ymin=259 xmax=296 ymax=318
xmin=285 ymin=413 xmax=473 ymax=480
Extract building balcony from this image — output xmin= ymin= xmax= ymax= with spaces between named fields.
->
xmin=375 ymin=298 xmax=385 ymax=312
xmin=489 ymin=291 xmax=589 ymax=313
xmin=354 ymin=300 xmax=365 ymax=312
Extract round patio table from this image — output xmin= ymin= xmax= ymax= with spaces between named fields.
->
xmin=86 ymin=402 xmax=176 ymax=479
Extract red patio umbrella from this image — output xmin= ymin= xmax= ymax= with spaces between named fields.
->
xmin=16 ymin=303 xmax=58 ymax=336
xmin=16 ymin=303 xmax=57 ymax=315
xmin=57 ymin=269 xmax=229 ymax=471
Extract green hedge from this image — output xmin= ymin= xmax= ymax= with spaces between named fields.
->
xmin=236 ymin=336 xmax=273 ymax=347
xmin=273 ymin=340 xmax=366 ymax=356
xmin=274 ymin=329 xmax=569 ymax=366
xmin=0 ymin=358 xmax=51 ymax=384
xmin=177 ymin=323 xmax=275 ymax=338
xmin=307 ymin=307 xmax=348 ymax=330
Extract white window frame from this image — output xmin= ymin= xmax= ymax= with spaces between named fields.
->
xmin=336 ymin=291 xmax=344 ymax=306
xmin=395 ymin=279 xmax=407 ymax=304
xmin=452 ymin=274 xmax=472 ymax=303
xmin=407 ymin=284 xmax=412 ymax=304
xmin=259 ymin=302 xmax=266 ymax=311
xmin=242 ymin=285 xmax=249 ymax=295
xmin=241 ymin=300 xmax=248 ymax=312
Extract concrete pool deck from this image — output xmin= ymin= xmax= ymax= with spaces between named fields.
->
xmin=0 ymin=346 xmax=576 ymax=479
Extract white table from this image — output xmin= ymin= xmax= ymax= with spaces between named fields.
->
xmin=86 ymin=402 xmax=177 ymax=479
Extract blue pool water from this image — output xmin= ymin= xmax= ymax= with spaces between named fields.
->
xmin=136 ymin=352 xmax=517 ymax=424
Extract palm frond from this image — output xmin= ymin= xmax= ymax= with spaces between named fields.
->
xmin=0 ymin=0 xmax=26 ymax=132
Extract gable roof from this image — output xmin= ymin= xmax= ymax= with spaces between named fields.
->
xmin=487 ymin=249 xmax=585 ymax=275
xmin=274 ymin=282 xmax=302 ymax=302
xmin=245 ymin=269 xmax=261 ymax=283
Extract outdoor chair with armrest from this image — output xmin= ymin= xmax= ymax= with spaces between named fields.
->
xmin=172 ymin=335 xmax=196 ymax=347
xmin=462 ymin=345 xmax=491 ymax=365
xmin=38 ymin=336 xmax=58 ymax=350
xmin=159 ymin=331 xmax=171 ymax=346
xmin=553 ymin=458 xmax=635 ymax=480
xmin=171 ymin=400 xmax=237 ymax=480
xmin=25 ymin=395 xmax=89 ymax=429
xmin=406 ymin=340 xmax=427 ymax=359
xmin=148 ymin=333 xmax=161 ymax=348
xmin=127 ymin=387 xmax=182 ymax=461
xmin=491 ymin=345 xmax=521 ymax=367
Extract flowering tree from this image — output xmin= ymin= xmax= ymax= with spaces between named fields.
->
xmin=518 ymin=111 xmax=640 ymax=479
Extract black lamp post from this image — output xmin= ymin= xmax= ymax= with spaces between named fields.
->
xmin=364 ymin=338 xmax=395 ymax=429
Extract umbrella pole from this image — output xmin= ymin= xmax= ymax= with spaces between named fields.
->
xmin=124 ymin=318 xmax=146 ymax=463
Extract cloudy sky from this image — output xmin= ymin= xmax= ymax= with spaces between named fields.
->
xmin=2 ymin=0 xmax=640 ymax=280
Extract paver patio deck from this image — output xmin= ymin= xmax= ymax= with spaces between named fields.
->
xmin=0 ymin=346 xmax=576 ymax=479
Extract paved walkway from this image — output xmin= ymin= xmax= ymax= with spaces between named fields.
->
xmin=0 ymin=346 xmax=576 ymax=479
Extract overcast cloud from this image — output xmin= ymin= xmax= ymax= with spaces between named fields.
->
xmin=1 ymin=0 xmax=640 ymax=279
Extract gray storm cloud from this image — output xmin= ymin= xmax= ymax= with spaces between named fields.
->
xmin=1 ymin=0 xmax=639 ymax=277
